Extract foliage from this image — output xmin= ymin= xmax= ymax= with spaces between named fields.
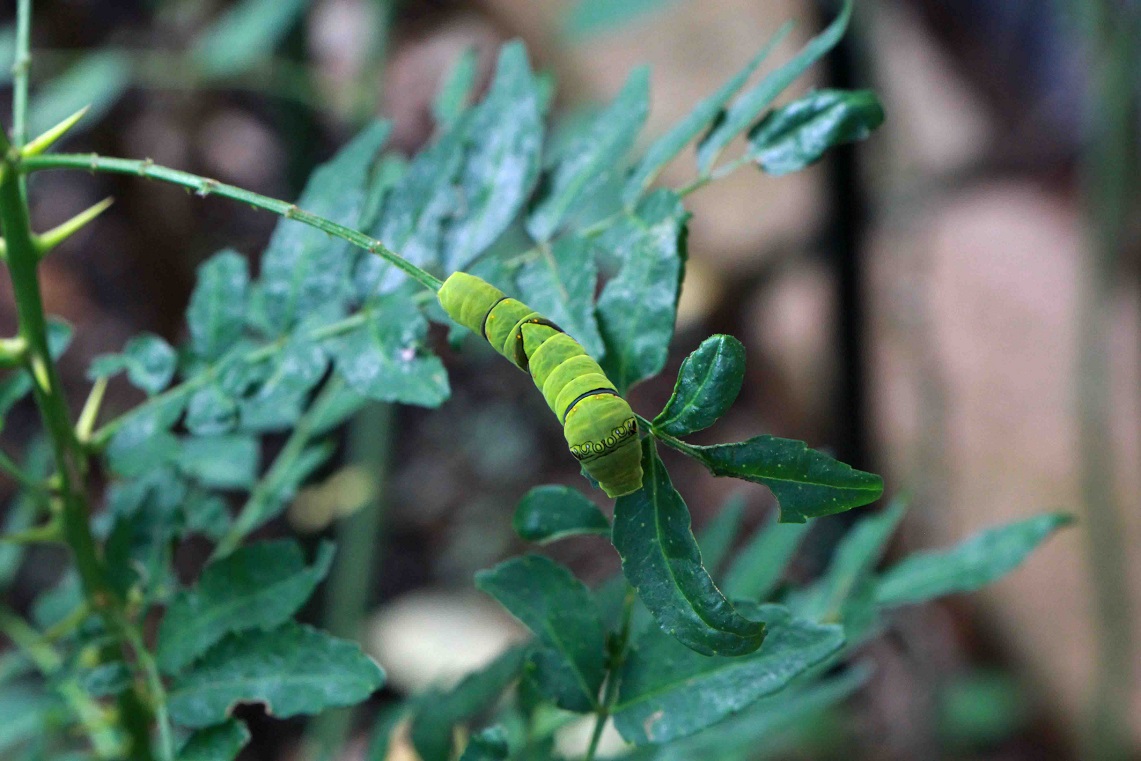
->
xmin=0 ymin=1 xmax=1069 ymax=760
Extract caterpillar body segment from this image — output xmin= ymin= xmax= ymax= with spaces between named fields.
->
xmin=438 ymin=272 xmax=644 ymax=497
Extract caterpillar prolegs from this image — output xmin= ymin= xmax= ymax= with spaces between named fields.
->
xmin=438 ymin=272 xmax=643 ymax=497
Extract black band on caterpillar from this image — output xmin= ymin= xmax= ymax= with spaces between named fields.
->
xmin=561 ymin=388 xmax=620 ymax=425
xmin=481 ymin=296 xmax=510 ymax=341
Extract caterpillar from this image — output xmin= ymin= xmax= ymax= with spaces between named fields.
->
xmin=438 ymin=272 xmax=643 ymax=498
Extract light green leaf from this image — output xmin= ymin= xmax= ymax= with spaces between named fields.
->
xmin=177 ymin=434 xmax=259 ymax=490
xmin=158 ymin=540 xmax=334 ymax=674
xmin=597 ymin=190 xmax=688 ymax=392
xmin=527 ymin=67 xmax=650 ymax=241
xmin=458 ymin=726 xmax=509 ymax=761
xmin=623 ymin=25 xmax=791 ymax=204
xmin=475 ymin=556 xmax=606 ymax=712
xmin=443 ymin=41 xmax=544 ymax=272
xmin=28 ymin=51 xmax=131 ymax=137
xmin=875 ymin=513 xmax=1072 ymax=607
xmin=613 ymin=604 xmax=844 ymax=745
xmin=696 ymin=494 xmax=746 ymax=575
xmin=89 ymin=333 xmax=177 ymax=395
xmin=562 ymin=0 xmax=680 ymax=39
xmin=675 ymin=435 xmax=882 ymax=523
xmin=168 ymin=622 xmax=384 ymax=728
xmin=329 ymin=295 xmax=450 ymax=407
xmin=105 ymin=395 xmax=186 ymax=477
xmin=192 ymin=0 xmax=309 ymax=77
xmin=722 ymin=512 xmax=811 ymax=601
xmin=514 ymin=235 xmax=604 ymax=357
xmin=187 ymin=250 xmax=249 ymax=362
xmin=177 ymin=719 xmax=250 ymax=761
xmin=236 ymin=333 xmax=329 ymax=432
xmin=513 ymin=485 xmax=610 ymax=544
xmin=654 ymin=334 xmax=745 ymax=437
xmin=434 ymin=47 xmax=480 ymax=132
xmin=748 ymin=88 xmax=884 ymax=176
xmin=612 ymin=439 xmax=764 ymax=656
xmin=696 ymin=0 xmax=852 ymax=172
xmin=185 ymin=384 xmax=238 ymax=436
xmin=259 ymin=121 xmax=390 ymax=334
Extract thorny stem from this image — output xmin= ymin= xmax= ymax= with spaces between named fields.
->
xmin=584 ymin=588 xmax=636 ymax=761
xmin=11 ymin=0 xmax=31 ymax=148
xmin=20 ymin=153 xmax=443 ymax=292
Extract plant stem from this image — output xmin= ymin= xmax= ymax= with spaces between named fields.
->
xmin=20 ymin=153 xmax=443 ymax=292
xmin=11 ymin=0 xmax=31 ymax=148
xmin=584 ymin=587 xmax=636 ymax=761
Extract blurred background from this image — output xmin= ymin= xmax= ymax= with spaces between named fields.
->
xmin=1 ymin=0 xmax=1139 ymax=759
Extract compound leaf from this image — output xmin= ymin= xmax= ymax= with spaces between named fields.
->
xmin=515 ymin=235 xmax=604 ymax=358
xmin=748 ymin=88 xmax=884 ymax=176
xmin=187 ymin=250 xmax=249 ymax=362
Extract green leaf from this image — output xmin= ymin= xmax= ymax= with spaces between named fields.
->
xmin=28 ymin=51 xmax=131 ymax=137
xmin=654 ymin=335 xmax=745 ymax=437
xmin=793 ymin=499 xmax=907 ymax=623
xmin=623 ymin=25 xmax=791 ymax=204
xmin=696 ymin=0 xmax=852 ymax=172
xmin=597 ymin=190 xmax=688 ymax=392
xmin=89 ymin=333 xmax=177 ymax=395
xmin=696 ymin=494 xmax=746 ymax=575
xmin=612 ymin=439 xmax=764 ymax=656
xmin=875 ymin=513 xmax=1072 ymax=608
xmin=187 ymin=250 xmax=249 ymax=362
xmin=168 ymin=622 xmax=384 ymax=728
xmin=0 ymin=321 xmax=71 ymax=424
xmin=158 ymin=540 xmax=334 ymax=674
xmin=458 ymin=726 xmax=509 ymax=761
xmin=192 ymin=0 xmax=309 ymax=77
xmin=236 ymin=333 xmax=328 ymax=432
xmin=105 ymin=394 xmax=186 ymax=477
xmin=748 ymin=88 xmax=884 ymax=176
xmin=177 ymin=719 xmax=250 ymax=761
xmin=443 ymin=41 xmax=544 ymax=272
xmin=259 ymin=121 xmax=391 ymax=334
xmin=475 ymin=556 xmax=606 ymax=712
xmin=329 ymin=295 xmax=450 ymax=407
xmin=77 ymin=662 xmax=132 ymax=698
xmin=562 ymin=0 xmax=679 ymax=39
xmin=515 ymin=235 xmax=605 ymax=358
xmin=613 ymin=604 xmax=844 ymax=745
xmin=527 ymin=67 xmax=650 ymax=241
xmin=410 ymin=647 xmax=527 ymax=761
xmin=185 ymin=384 xmax=238 ymax=436
xmin=434 ymin=47 xmax=480 ymax=132
xmin=177 ymin=435 xmax=259 ymax=490
xmin=722 ymin=512 xmax=810 ymax=601
xmin=513 ymin=485 xmax=610 ymax=544
xmin=674 ymin=435 xmax=883 ymax=523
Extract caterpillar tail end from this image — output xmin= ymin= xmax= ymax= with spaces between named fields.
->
xmin=596 ymin=447 xmax=644 ymax=497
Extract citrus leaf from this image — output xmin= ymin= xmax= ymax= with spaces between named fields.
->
xmin=167 ymin=622 xmax=383 ymax=728
xmin=513 ymin=485 xmax=610 ymax=544
xmin=192 ymin=0 xmax=309 ymax=78
xmin=187 ymin=250 xmax=249 ymax=362
xmin=696 ymin=0 xmax=852 ymax=172
xmin=653 ymin=334 xmax=745 ymax=437
xmin=748 ymin=88 xmax=884 ymax=176
xmin=722 ymin=512 xmax=811 ymax=601
xmin=611 ymin=438 xmax=764 ymax=656
xmin=475 ymin=555 xmax=606 ymax=712
xmin=157 ymin=540 xmax=334 ymax=674
xmin=89 ymin=333 xmax=177 ymax=395
xmin=458 ymin=726 xmax=509 ymax=761
xmin=176 ymin=719 xmax=250 ymax=761
xmin=177 ymin=435 xmax=259 ymax=490
xmin=597 ymin=190 xmax=688 ymax=392
xmin=433 ymin=47 xmax=479 ymax=132
xmin=875 ymin=513 xmax=1073 ymax=607
xmin=515 ymin=235 xmax=605 ymax=358
xmin=613 ymin=604 xmax=844 ymax=744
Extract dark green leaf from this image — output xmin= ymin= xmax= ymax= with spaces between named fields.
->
xmin=597 ymin=190 xmax=688 ymax=392
xmin=612 ymin=439 xmax=764 ymax=656
xmin=475 ymin=556 xmax=605 ymax=712
xmin=696 ymin=0 xmax=852 ymax=172
xmin=177 ymin=435 xmax=259 ymax=490
xmin=434 ymin=47 xmax=479 ymax=132
xmin=77 ymin=662 xmax=131 ymax=698
xmin=513 ymin=485 xmax=610 ymax=544
xmin=722 ymin=512 xmax=810 ymax=601
xmin=168 ymin=622 xmax=383 ymax=728
xmin=748 ymin=88 xmax=884 ymax=176
xmin=105 ymin=395 xmax=186 ymax=477
xmin=308 ymin=382 xmax=370 ymax=436
xmin=158 ymin=540 xmax=334 ymax=674
xmin=185 ymin=384 xmax=238 ymax=436
xmin=696 ymin=494 xmax=746 ymax=575
xmin=28 ymin=51 xmax=130 ymax=136
xmin=875 ymin=513 xmax=1072 ymax=607
xmin=623 ymin=26 xmax=790 ymax=204
xmin=675 ymin=435 xmax=883 ymax=523
xmin=89 ymin=333 xmax=177 ymax=395
xmin=410 ymin=647 xmax=527 ymax=761
xmin=187 ymin=250 xmax=249 ymax=361
xmin=181 ymin=492 xmax=232 ymax=541
xmin=515 ymin=235 xmax=604 ymax=357
xmin=236 ymin=333 xmax=328 ymax=432
xmin=653 ymin=335 xmax=745 ymax=437
xmin=192 ymin=0 xmax=309 ymax=77
xmin=527 ymin=67 xmax=650 ymax=241
xmin=330 ymin=295 xmax=449 ymax=407
xmin=177 ymin=719 xmax=250 ymax=761
xmin=259 ymin=121 xmax=390 ymax=333
xmin=613 ymin=604 xmax=844 ymax=744
xmin=442 ymin=41 xmax=543 ymax=272
xmin=458 ymin=726 xmax=509 ymax=761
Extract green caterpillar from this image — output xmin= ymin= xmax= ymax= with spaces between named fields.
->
xmin=438 ymin=272 xmax=643 ymax=497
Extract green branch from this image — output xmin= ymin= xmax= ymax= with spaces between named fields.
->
xmin=584 ymin=587 xmax=636 ymax=761
xmin=19 ymin=152 xmax=442 ymax=292
xmin=11 ymin=0 xmax=31 ymax=148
